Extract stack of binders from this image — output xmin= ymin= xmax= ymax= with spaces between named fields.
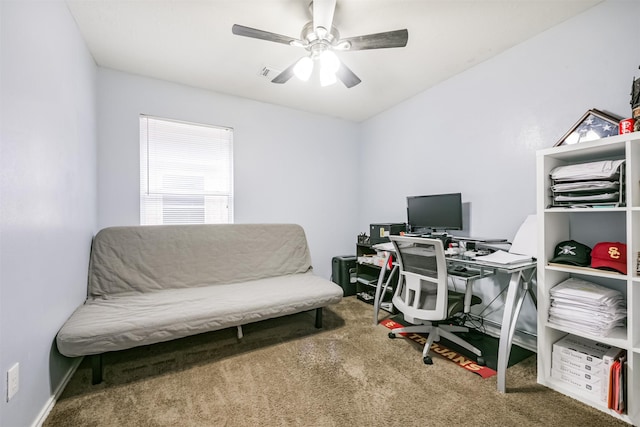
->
xmin=549 ymin=159 xmax=625 ymax=207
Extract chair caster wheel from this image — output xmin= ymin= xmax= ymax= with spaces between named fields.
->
xmin=423 ymin=356 xmax=433 ymax=365
xmin=477 ymin=357 xmax=486 ymax=366
xmin=388 ymin=332 xmax=396 ymax=339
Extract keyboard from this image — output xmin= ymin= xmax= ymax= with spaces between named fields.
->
xmin=451 ymin=236 xmax=508 ymax=243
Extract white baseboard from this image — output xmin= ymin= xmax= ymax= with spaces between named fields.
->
xmin=32 ymin=357 xmax=84 ymax=427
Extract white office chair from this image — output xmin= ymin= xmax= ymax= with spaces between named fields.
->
xmin=387 ymin=235 xmax=484 ymax=365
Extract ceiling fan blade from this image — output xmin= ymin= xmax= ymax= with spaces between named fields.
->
xmin=271 ymin=61 xmax=298 ymax=84
xmin=313 ymin=0 xmax=336 ymax=34
xmin=340 ymin=29 xmax=408 ymax=51
xmin=232 ymin=24 xmax=298 ymax=46
xmin=336 ymin=62 xmax=361 ymax=88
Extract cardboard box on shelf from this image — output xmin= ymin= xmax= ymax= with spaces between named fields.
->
xmin=553 ymin=335 xmax=622 ymax=367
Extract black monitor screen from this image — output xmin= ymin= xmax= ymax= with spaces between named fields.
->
xmin=407 ymin=193 xmax=463 ymax=232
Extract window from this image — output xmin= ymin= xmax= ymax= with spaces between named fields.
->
xmin=140 ymin=116 xmax=233 ymax=225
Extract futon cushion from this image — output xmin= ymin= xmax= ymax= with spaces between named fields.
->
xmin=57 ymin=272 xmax=342 ymax=357
xmin=88 ymin=224 xmax=313 ymax=297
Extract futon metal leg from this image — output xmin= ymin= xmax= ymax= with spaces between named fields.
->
xmin=315 ymin=307 xmax=323 ymax=328
xmin=91 ymin=354 xmax=103 ymax=385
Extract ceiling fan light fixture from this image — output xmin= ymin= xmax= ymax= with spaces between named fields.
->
xmin=318 ymin=50 xmax=339 ymax=86
xmin=319 ymin=67 xmax=337 ymax=87
xmin=319 ymin=50 xmax=340 ymax=74
xmin=293 ymin=56 xmax=313 ymax=81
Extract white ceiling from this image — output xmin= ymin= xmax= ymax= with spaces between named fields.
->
xmin=66 ymin=0 xmax=602 ymax=122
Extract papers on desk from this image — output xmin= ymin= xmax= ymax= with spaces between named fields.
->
xmin=371 ymin=242 xmax=395 ymax=252
xmin=473 ymin=250 xmax=533 ymax=266
xmin=548 ymin=278 xmax=627 ymax=336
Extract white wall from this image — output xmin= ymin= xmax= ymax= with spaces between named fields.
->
xmin=359 ymin=0 xmax=640 ymax=339
xmin=97 ymin=69 xmax=360 ymax=279
xmin=361 ymin=0 xmax=638 ymax=236
xmin=0 ymin=2 xmax=97 ymax=426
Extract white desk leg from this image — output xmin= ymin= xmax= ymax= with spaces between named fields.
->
xmin=496 ymin=271 xmax=524 ymax=393
xmin=372 ymin=254 xmax=390 ymax=326
xmin=462 ymin=278 xmax=475 ymax=314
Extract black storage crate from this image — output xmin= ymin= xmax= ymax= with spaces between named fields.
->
xmin=331 ymin=255 xmax=357 ymax=296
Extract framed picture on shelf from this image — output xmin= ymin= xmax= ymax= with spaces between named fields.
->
xmin=554 ymin=108 xmax=621 ymax=147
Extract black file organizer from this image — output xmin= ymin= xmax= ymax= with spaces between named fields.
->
xmin=354 ymin=243 xmax=398 ymax=312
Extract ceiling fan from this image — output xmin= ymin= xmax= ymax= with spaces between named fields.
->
xmin=231 ymin=0 xmax=408 ymax=88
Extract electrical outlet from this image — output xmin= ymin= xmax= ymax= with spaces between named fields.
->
xmin=7 ymin=363 xmax=19 ymax=401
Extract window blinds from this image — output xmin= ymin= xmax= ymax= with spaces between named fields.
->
xmin=140 ymin=115 xmax=233 ymax=225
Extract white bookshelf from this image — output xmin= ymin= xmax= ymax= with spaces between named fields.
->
xmin=536 ymin=131 xmax=640 ymax=425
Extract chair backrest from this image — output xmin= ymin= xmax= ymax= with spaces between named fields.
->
xmin=390 ymin=236 xmax=449 ymax=323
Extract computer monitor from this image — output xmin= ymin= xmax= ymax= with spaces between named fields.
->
xmin=406 ymin=193 xmax=463 ymax=234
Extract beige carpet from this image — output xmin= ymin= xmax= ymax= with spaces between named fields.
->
xmin=45 ymin=296 xmax=626 ymax=426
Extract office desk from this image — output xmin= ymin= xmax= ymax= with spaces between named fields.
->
xmin=373 ymin=252 xmax=537 ymax=393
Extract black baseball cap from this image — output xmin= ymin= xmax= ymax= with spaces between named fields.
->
xmin=550 ymin=240 xmax=591 ymax=266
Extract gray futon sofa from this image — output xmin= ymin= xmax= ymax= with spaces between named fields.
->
xmin=56 ymin=223 xmax=344 ymax=383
